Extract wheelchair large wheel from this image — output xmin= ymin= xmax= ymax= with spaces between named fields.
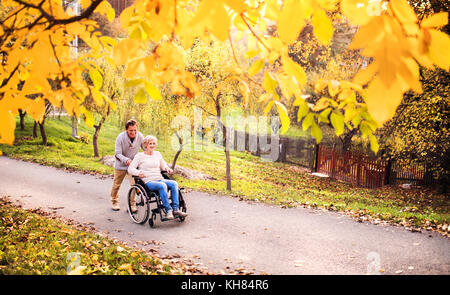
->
xmin=127 ymin=184 xmax=150 ymax=224
xmin=177 ymin=190 xmax=187 ymax=222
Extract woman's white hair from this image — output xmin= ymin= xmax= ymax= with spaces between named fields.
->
xmin=143 ymin=135 xmax=157 ymax=148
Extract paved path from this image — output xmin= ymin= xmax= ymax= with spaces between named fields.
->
xmin=0 ymin=156 xmax=449 ymax=274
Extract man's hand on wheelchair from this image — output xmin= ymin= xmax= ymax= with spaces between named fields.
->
xmin=138 ymin=171 xmax=145 ymax=178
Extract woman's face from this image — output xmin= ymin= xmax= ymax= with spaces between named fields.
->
xmin=145 ymin=140 xmax=157 ymax=152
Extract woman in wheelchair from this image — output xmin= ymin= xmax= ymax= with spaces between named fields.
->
xmin=128 ymin=135 xmax=188 ymax=220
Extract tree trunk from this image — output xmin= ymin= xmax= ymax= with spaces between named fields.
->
xmin=93 ymin=105 xmax=110 ymax=158
xmin=215 ymin=95 xmax=232 ymax=191
xmin=19 ymin=110 xmax=26 ymax=130
xmin=39 ymin=118 xmax=47 ymax=145
xmin=171 ymin=131 xmax=184 ymax=170
xmin=33 ymin=121 xmax=38 ymax=138
xmin=341 ymin=129 xmax=358 ymax=151
xmin=72 ymin=116 xmax=79 ymax=138
xmin=224 ymin=125 xmax=232 ymax=191
xmin=93 ymin=126 xmax=100 ymax=157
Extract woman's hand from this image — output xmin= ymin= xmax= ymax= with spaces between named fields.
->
xmin=166 ymin=168 xmax=174 ymax=174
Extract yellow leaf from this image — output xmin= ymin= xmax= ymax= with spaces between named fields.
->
xmin=144 ymin=82 xmax=162 ymax=100
xmin=134 ymin=88 xmax=147 ymax=104
xmin=95 ymin=0 xmax=115 ymax=22
xmin=338 ymin=88 xmax=356 ymax=103
xmin=113 ymin=39 xmax=141 ymax=66
xmin=312 ymin=9 xmax=333 ymax=46
xmin=365 ymin=77 xmax=403 ymax=124
xmin=353 ymin=63 xmax=379 ymax=85
xmin=349 ymin=17 xmax=385 ymax=52
xmin=89 ymin=69 xmax=103 ymax=90
xmin=390 ymin=0 xmax=417 ymax=24
xmin=427 ymin=29 xmax=450 ymax=71
xmin=341 ymin=0 xmax=374 ymax=26
xmin=278 ymin=0 xmax=305 ymax=44
xmin=91 ymin=88 xmax=105 ymax=106
xmin=313 ymin=97 xmax=330 ymax=112
xmin=0 ymin=108 xmax=16 ymax=145
xmin=311 ymin=121 xmax=323 ymax=143
xmin=245 ymin=49 xmax=260 ymax=59
xmin=421 ymin=12 xmax=448 ymax=28
xmin=81 ymin=107 xmax=95 ymax=127
xmin=190 ymin=0 xmax=230 ymax=41
xmin=397 ymin=57 xmax=422 ymax=93
xmin=328 ymin=80 xmax=340 ymax=97
xmin=263 ymin=72 xmax=278 ymax=95
xmin=225 ymin=0 xmax=246 ymax=13
xmin=118 ymin=263 xmax=135 ymax=275
xmin=237 ymin=78 xmax=250 ymax=108
xmin=26 ymin=98 xmax=46 ymax=123
xmin=264 ymin=100 xmax=275 ymax=115
xmin=80 ymin=0 xmax=92 ymax=9
xmin=314 ymin=79 xmax=328 ymax=93
xmin=282 ymin=55 xmax=306 ymax=87
xmin=248 ymin=59 xmax=264 ymax=76
xmin=274 ymin=101 xmax=290 ymax=134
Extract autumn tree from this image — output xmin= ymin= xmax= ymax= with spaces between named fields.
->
xmin=378 ymin=66 xmax=449 ymax=191
xmin=82 ymin=56 xmax=121 ymax=157
xmin=185 ymin=40 xmax=251 ymax=190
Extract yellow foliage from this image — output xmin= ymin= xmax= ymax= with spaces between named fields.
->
xmin=312 ymin=9 xmax=333 ymax=45
xmin=0 ymin=0 xmax=448 ymax=148
xmin=278 ymin=0 xmax=305 ymax=44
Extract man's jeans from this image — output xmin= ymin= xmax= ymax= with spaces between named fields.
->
xmin=145 ymin=179 xmax=179 ymax=212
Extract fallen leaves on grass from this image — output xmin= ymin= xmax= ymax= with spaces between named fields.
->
xmin=0 ymin=197 xmax=205 ymax=275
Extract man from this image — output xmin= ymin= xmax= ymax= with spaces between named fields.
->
xmin=110 ymin=119 xmax=145 ymax=211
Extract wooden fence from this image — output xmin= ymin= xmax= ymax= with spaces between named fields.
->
xmin=315 ymin=145 xmax=436 ymax=188
xmin=204 ymin=128 xmax=436 ymax=188
xmin=229 ymin=130 xmax=315 ymax=168
xmin=387 ymin=160 xmax=435 ymax=186
xmin=316 ymin=145 xmax=387 ymax=188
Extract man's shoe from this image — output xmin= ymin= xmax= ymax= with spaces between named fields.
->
xmin=130 ymin=205 xmax=137 ymax=213
xmin=165 ymin=210 xmax=174 ymax=220
xmin=112 ymin=202 xmax=120 ymax=211
xmin=173 ymin=210 xmax=188 ymax=217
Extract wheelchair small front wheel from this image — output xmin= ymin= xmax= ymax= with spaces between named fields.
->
xmin=178 ymin=206 xmax=187 ymax=222
xmin=128 ymin=185 xmax=150 ymax=224
xmin=148 ymin=215 xmax=155 ymax=228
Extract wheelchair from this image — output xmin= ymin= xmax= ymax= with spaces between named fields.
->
xmin=127 ymin=171 xmax=187 ymax=228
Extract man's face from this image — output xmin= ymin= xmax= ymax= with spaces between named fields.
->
xmin=126 ymin=125 xmax=137 ymax=139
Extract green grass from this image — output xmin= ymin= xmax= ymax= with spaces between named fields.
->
xmin=2 ymin=115 xmax=117 ymax=175
xmin=1 ymin=115 xmax=449 ymax=235
xmin=0 ymin=197 xmax=190 ymax=275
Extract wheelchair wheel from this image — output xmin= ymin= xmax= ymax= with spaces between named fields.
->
xmin=177 ymin=191 xmax=187 ymax=222
xmin=127 ymin=184 xmax=150 ymax=224
xmin=148 ymin=191 xmax=162 ymax=228
xmin=148 ymin=216 xmax=155 ymax=228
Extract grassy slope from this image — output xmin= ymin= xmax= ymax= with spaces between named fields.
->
xmin=1 ymin=115 xmax=449 ymax=235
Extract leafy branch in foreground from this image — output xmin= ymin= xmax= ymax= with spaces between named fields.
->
xmin=0 ymin=0 xmax=449 ymax=157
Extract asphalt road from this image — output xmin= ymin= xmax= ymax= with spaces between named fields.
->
xmin=0 ymin=156 xmax=449 ymax=274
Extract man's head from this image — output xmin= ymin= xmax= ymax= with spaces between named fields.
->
xmin=125 ymin=119 xmax=138 ymax=139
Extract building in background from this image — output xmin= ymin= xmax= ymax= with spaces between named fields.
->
xmin=107 ymin=0 xmax=134 ymax=16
